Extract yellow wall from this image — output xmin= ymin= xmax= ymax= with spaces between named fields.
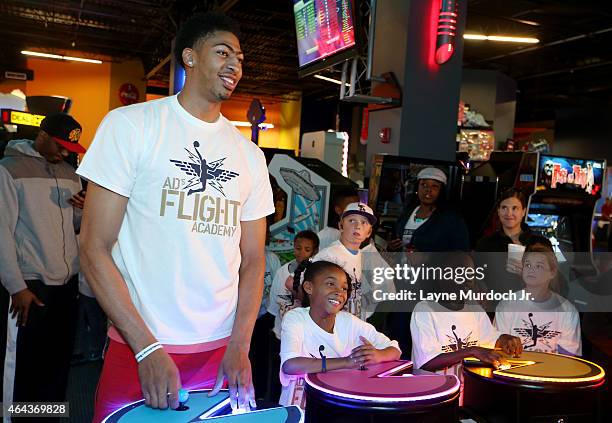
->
xmin=279 ymin=94 xmax=302 ymax=153
xmin=25 ymin=58 xmax=111 ymax=150
xmin=220 ymin=96 xmax=301 ymax=152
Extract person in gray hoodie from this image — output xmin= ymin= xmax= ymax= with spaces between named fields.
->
xmin=0 ymin=112 xmax=86 ymax=417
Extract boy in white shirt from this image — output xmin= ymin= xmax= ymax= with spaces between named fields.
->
xmin=317 ymin=187 xmax=359 ymax=250
xmin=313 ymin=202 xmax=376 ymax=320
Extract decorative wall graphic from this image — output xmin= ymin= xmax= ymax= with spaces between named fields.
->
xmin=268 ymin=155 xmax=329 ymax=256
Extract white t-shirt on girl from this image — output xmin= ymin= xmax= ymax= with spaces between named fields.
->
xmin=495 ymin=290 xmax=582 ymax=355
xmin=279 ymin=307 xmax=400 ymax=408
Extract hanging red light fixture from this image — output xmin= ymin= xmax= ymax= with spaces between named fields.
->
xmin=435 ymin=0 xmax=459 ymax=64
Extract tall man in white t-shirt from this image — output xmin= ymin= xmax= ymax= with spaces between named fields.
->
xmin=77 ymin=12 xmax=274 ymax=421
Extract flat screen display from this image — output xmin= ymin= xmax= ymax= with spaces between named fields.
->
xmin=293 ymin=0 xmax=356 ymax=68
xmin=537 ymin=154 xmax=605 ymax=196
xmin=526 ymin=213 xmax=570 ymax=258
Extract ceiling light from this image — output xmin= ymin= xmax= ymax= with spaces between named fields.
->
xmin=314 ymin=74 xmax=351 ymax=87
xmin=21 ymin=50 xmax=102 ymax=64
xmin=463 ymin=34 xmax=539 ymax=43
xmin=515 ymin=19 xmax=540 ymax=27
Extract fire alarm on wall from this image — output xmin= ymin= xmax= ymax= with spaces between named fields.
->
xmin=378 ymin=127 xmax=391 ymax=144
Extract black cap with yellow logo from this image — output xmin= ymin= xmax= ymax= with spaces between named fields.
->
xmin=40 ymin=113 xmax=85 ymax=154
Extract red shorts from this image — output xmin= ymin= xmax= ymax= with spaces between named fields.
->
xmin=93 ymin=339 xmax=226 ymax=423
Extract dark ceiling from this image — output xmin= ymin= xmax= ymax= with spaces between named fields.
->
xmin=465 ymin=0 xmax=612 ymax=120
xmin=2 ymin=0 xmax=612 ymax=116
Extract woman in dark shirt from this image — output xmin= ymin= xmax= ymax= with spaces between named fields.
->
xmin=475 ymin=188 xmax=532 ymax=296
xmin=388 ymin=167 xmax=470 ymax=253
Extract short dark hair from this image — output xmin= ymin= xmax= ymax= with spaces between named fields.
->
xmin=294 ymin=230 xmax=320 ymax=251
xmin=173 ymin=12 xmax=241 ymax=68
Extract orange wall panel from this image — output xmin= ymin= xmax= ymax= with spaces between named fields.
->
xmin=25 ymin=58 xmax=111 ymax=150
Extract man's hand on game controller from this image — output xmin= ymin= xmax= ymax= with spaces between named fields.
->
xmin=138 ymin=348 xmax=181 ymax=410
xmin=496 ymin=334 xmax=523 ymax=357
xmin=210 ymin=343 xmax=256 ymax=413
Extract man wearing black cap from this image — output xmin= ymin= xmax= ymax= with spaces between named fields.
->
xmin=0 ymin=112 xmax=86 ymax=413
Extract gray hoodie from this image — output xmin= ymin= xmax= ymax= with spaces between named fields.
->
xmin=0 ymin=139 xmax=81 ymax=294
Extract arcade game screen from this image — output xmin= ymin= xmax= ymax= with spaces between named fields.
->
xmin=526 ymin=212 xmax=571 ymax=258
xmin=537 ymin=154 xmax=605 ymax=196
xmin=293 ymin=0 xmax=356 ymax=68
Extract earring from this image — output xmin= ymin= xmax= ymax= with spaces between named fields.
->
xmin=188 ymin=61 xmax=193 ymax=67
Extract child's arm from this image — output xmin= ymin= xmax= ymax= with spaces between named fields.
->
xmin=282 ymin=356 xmax=359 ymax=375
xmin=421 ymin=346 xmax=502 ymax=372
xmin=350 ymin=336 xmax=401 ymax=366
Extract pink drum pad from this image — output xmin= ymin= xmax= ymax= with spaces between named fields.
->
xmin=305 ymin=361 xmax=459 ymax=402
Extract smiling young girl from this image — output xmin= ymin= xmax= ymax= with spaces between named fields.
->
xmin=495 ymin=236 xmax=581 ymax=355
xmin=279 ymin=260 xmax=400 ymax=409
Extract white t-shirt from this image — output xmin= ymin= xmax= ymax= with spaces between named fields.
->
xmin=279 ymin=307 xmax=399 ymax=406
xmin=268 ymin=261 xmax=297 ymax=339
xmin=402 ymin=207 xmax=428 ymax=246
xmin=260 ymin=250 xmax=282 ymax=318
xmin=313 ymin=240 xmax=364 ymax=319
xmin=410 ymin=301 xmax=499 ymax=378
xmin=76 ymin=95 xmax=274 ymax=346
xmin=495 ymin=290 xmax=582 ymax=355
xmin=317 ymin=226 xmax=340 ymax=250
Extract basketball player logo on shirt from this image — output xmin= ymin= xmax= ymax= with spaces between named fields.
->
xmin=170 ymin=141 xmax=239 ymax=196
xmin=513 ymin=312 xmax=561 ymax=350
xmin=441 ymin=324 xmax=478 ymax=353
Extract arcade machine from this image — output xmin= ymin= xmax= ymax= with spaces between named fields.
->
xmin=527 ymin=153 xmax=605 ymax=275
xmin=267 ymin=154 xmax=356 ymax=261
xmin=305 ymin=360 xmax=460 ymax=423
xmin=103 ymin=389 xmax=302 ymax=423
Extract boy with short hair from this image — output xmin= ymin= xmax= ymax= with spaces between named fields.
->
xmin=314 ymin=202 xmax=376 ymax=320
xmin=268 ymin=230 xmax=320 ymax=339
xmin=317 ymin=187 xmax=359 ymax=250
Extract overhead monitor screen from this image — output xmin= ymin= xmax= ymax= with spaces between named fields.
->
xmin=537 ymin=154 xmax=605 ymax=196
xmin=293 ymin=0 xmax=356 ymax=68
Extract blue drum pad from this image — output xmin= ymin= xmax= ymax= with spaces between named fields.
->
xmin=103 ymin=390 xmax=303 ymax=423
